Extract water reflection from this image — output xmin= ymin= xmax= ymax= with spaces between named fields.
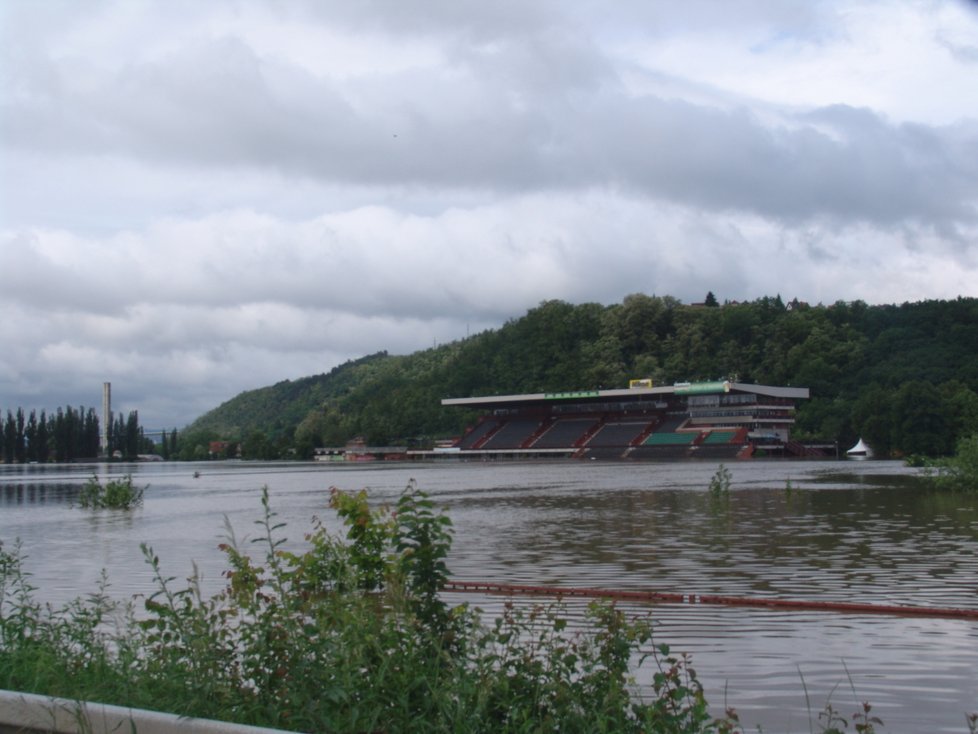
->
xmin=0 ymin=459 xmax=976 ymax=731
xmin=0 ymin=482 xmax=78 ymax=505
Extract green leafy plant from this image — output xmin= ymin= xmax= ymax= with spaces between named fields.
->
xmin=393 ymin=479 xmax=455 ymax=633
xmin=931 ymin=433 xmax=978 ymax=492
xmin=708 ymin=465 xmax=732 ymax=498
xmin=77 ymin=474 xmax=145 ymax=509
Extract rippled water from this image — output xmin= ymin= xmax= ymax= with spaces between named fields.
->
xmin=1 ymin=459 xmax=976 ymax=732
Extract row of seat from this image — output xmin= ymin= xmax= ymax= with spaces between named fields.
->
xmin=460 ymin=416 xmax=745 ymax=451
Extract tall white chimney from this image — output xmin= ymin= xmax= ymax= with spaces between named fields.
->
xmin=101 ymin=382 xmax=111 ymax=456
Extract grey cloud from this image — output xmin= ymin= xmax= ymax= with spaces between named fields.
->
xmin=0 ymin=232 xmax=134 ymax=313
xmin=287 ymin=0 xmax=556 ymax=42
xmin=566 ymin=96 xmax=978 ymax=227
xmin=940 ymin=34 xmax=978 ymax=63
xmin=5 ymin=26 xmax=975 ymax=232
xmin=0 ymin=291 xmax=493 ymax=427
xmin=293 ymin=0 xmax=825 ymax=44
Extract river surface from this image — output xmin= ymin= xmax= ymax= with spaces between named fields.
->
xmin=1 ymin=459 xmax=976 ymax=732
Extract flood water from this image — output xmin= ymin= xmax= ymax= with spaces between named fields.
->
xmin=1 ymin=459 xmax=976 ymax=732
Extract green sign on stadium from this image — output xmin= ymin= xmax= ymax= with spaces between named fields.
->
xmin=674 ymin=381 xmax=731 ymax=395
xmin=544 ymin=390 xmax=601 ymax=400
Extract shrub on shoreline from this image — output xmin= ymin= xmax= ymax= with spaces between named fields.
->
xmin=934 ymin=434 xmax=978 ymax=491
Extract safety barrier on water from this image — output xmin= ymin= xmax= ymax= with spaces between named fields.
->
xmin=443 ymin=581 xmax=978 ymax=620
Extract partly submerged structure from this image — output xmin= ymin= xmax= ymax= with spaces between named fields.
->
xmin=846 ymin=437 xmax=874 ymax=459
xmin=438 ymin=380 xmax=814 ymax=460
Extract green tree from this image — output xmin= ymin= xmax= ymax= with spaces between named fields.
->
xmin=24 ymin=410 xmax=38 ymax=463
xmin=241 ymin=430 xmax=275 ymax=460
xmin=934 ymin=433 xmax=978 ymax=491
xmin=83 ymin=407 xmax=100 ymax=458
xmin=294 ymin=411 xmax=327 ymax=452
xmin=176 ymin=428 xmax=218 ymax=461
xmin=940 ymin=381 xmax=978 ymax=446
xmin=852 ymin=386 xmax=892 ymax=455
xmin=125 ymin=410 xmax=141 ymax=458
xmin=2 ymin=410 xmax=16 ymax=463
xmin=14 ymin=408 xmax=25 ymax=464
xmin=35 ymin=410 xmax=49 ymax=463
xmin=613 ymin=293 xmax=676 ymax=365
xmin=580 ymin=331 xmax=627 ymax=389
xmin=891 ymin=381 xmax=950 ymax=456
xmin=794 ymin=396 xmax=852 ymax=447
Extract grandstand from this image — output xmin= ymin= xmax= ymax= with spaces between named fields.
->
xmin=439 ymin=381 xmax=811 ymax=460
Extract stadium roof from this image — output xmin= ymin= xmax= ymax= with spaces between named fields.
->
xmin=442 ymin=382 xmax=809 ymax=408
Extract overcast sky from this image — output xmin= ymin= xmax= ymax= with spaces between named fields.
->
xmin=2 ymin=1 xmax=978 ymax=429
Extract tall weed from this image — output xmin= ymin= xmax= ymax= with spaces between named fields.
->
xmin=709 ymin=465 xmax=733 ymax=498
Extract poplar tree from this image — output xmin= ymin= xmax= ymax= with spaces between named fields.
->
xmin=14 ymin=408 xmax=26 ymax=463
xmin=36 ymin=410 xmax=49 ymax=463
xmin=24 ymin=410 xmax=38 ymax=462
xmin=2 ymin=410 xmax=15 ymax=463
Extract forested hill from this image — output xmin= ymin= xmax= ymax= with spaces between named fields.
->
xmin=183 ymin=295 xmax=978 ymax=459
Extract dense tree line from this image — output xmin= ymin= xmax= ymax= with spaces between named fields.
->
xmin=158 ymin=428 xmax=179 ymax=460
xmin=184 ymin=294 xmax=978 ymax=459
xmin=0 ymin=406 xmax=156 ymax=463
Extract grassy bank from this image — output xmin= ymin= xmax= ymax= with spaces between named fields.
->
xmin=0 ymin=483 xmax=971 ymax=733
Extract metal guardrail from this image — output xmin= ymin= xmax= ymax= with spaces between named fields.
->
xmin=0 ymin=690 xmax=296 ymax=734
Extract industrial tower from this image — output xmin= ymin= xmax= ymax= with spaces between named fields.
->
xmin=101 ymin=382 xmax=111 ymax=456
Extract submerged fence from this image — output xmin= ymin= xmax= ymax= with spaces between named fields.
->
xmin=443 ymin=580 xmax=978 ymax=620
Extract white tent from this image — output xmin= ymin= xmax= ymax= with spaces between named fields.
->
xmin=846 ymin=437 xmax=873 ymax=458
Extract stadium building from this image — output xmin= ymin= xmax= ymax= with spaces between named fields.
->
xmin=440 ymin=380 xmax=813 ymax=460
